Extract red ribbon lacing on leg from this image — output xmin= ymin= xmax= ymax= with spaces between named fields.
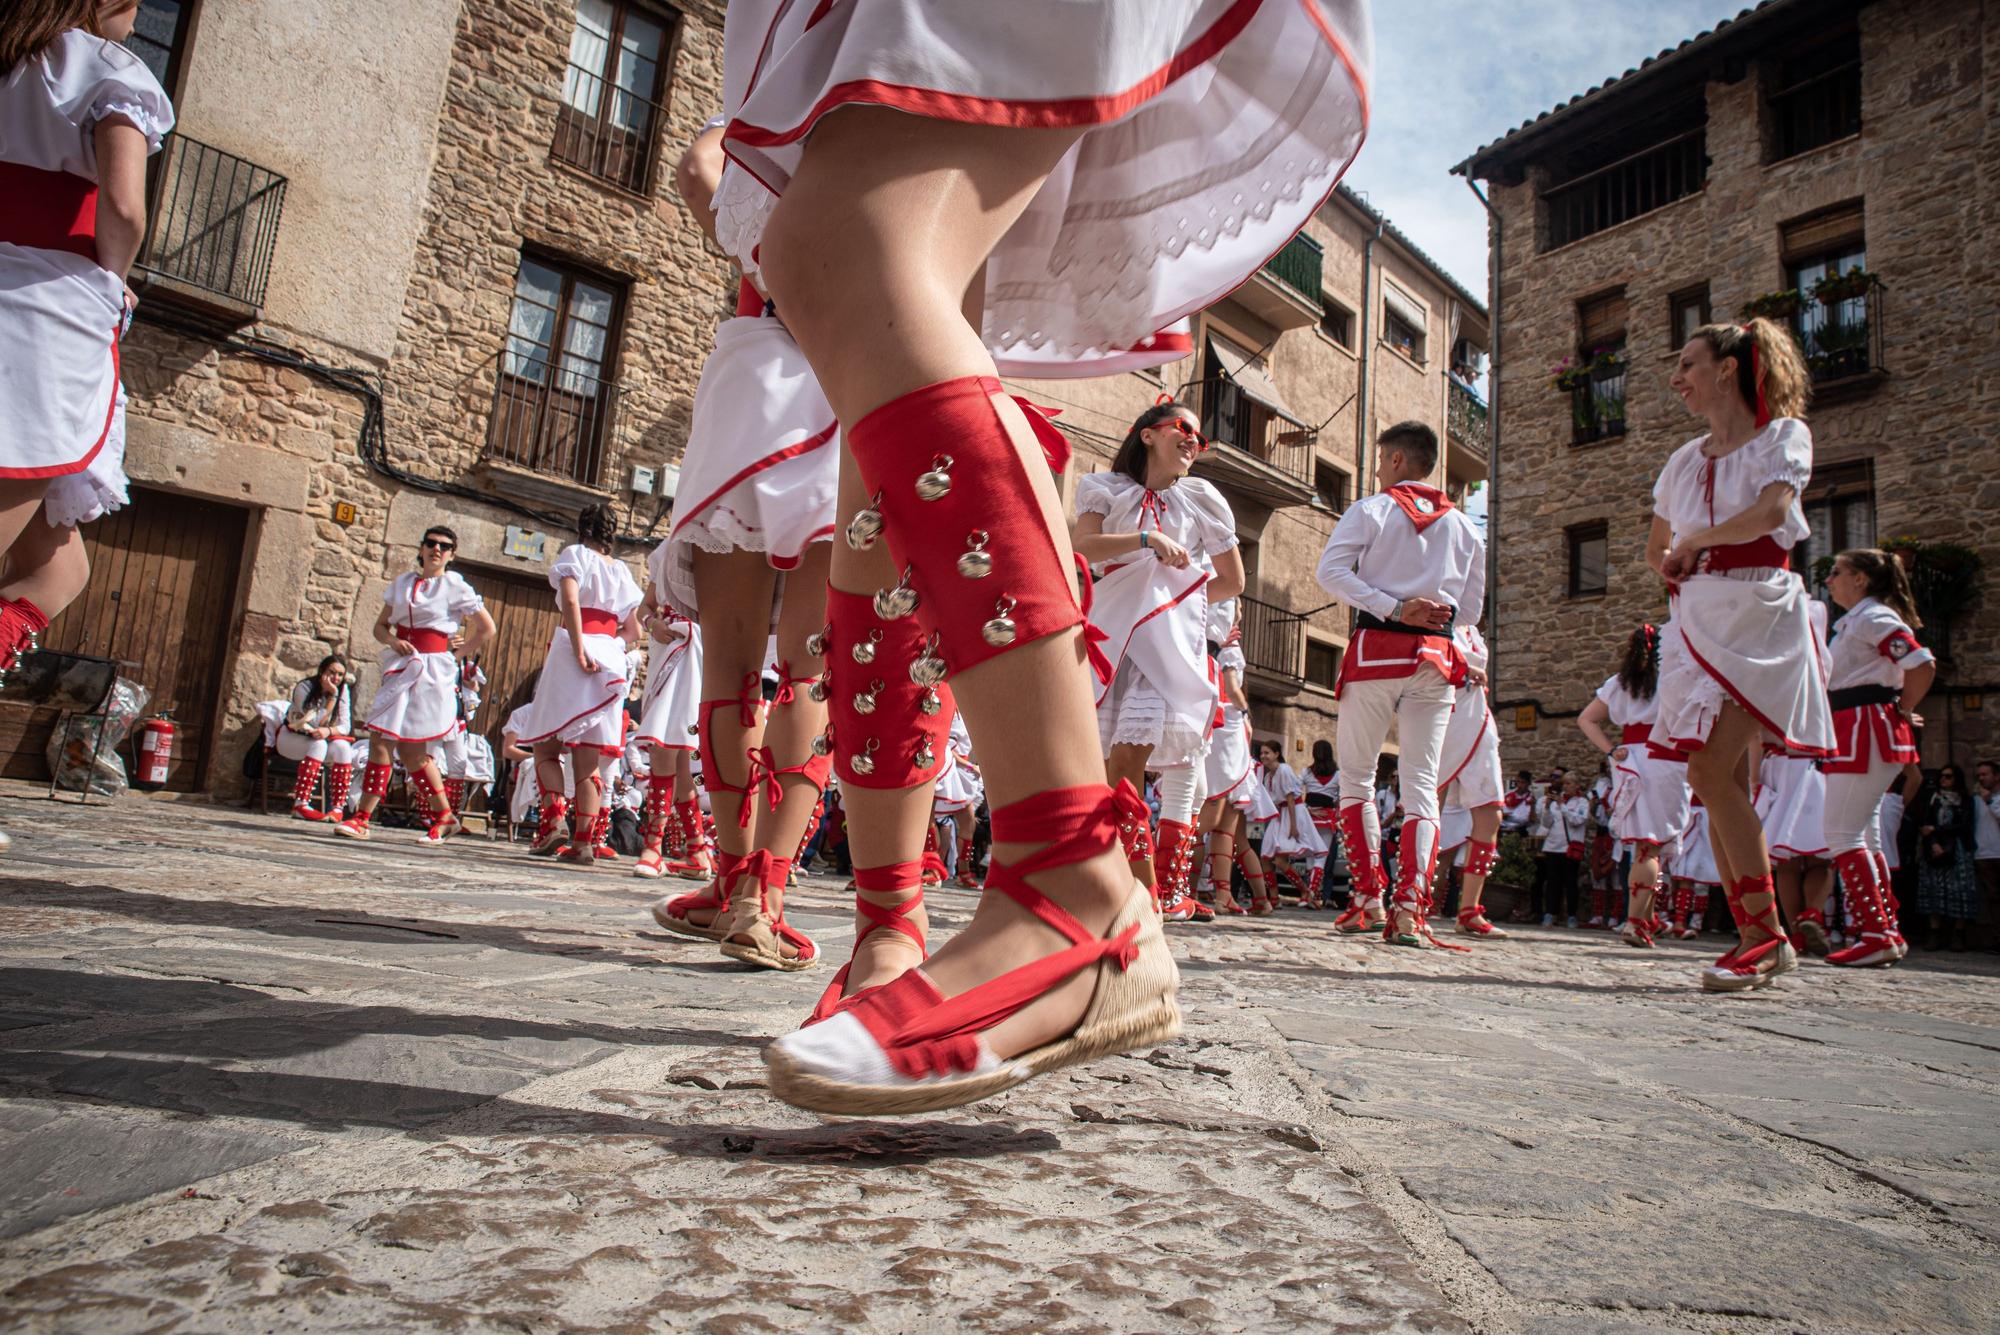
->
xmin=1711 ymin=874 xmax=1786 ymax=974
xmin=1075 ymin=554 xmax=1114 ymax=685
xmin=845 ymin=782 xmax=1148 ymax=1080
xmin=666 ymin=848 xmax=741 ymax=920
xmin=810 ymin=859 xmax=927 ymax=1024
xmin=721 ymin=849 xmax=815 ymax=959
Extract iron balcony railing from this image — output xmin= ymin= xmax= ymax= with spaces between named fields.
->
xmin=1260 ymin=233 xmax=1323 ymax=303
xmin=1792 ymin=281 xmax=1885 ymax=387
xmin=484 ymin=349 xmax=621 ymax=488
xmin=1447 ymin=376 xmax=1488 ymax=446
xmin=553 ymin=63 xmax=665 ymax=194
xmin=1570 ymin=361 xmax=1628 ymax=445
xmin=1542 ymin=128 xmax=1706 ymax=250
xmin=134 ymin=133 xmax=288 ymax=308
xmin=1240 ymin=596 xmax=1303 ymax=684
xmin=1188 ymin=375 xmax=1317 ymax=489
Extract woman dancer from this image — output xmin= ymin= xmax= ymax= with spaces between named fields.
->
xmin=1653 ymin=320 xmax=1832 ymax=990
xmin=1577 ymin=623 xmax=1692 ymax=948
xmin=277 ymin=654 xmax=357 ymax=822
xmin=336 ymin=527 xmax=495 ymax=843
xmin=515 ymin=505 xmax=643 ymax=868
xmin=1300 ymin=741 xmax=1340 ymax=910
xmin=1073 ymin=402 xmax=1246 ymax=920
xmin=1259 ymin=740 xmax=1324 ymax=904
xmin=631 ymin=541 xmax=707 ymax=881
xmin=719 ymin=1 xmax=1370 ymax=1111
xmin=1819 ymin=548 xmax=1932 ymax=966
xmin=0 ymin=2 xmax=171 ymax=852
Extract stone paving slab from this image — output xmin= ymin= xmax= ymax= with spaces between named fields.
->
xmin=0 ymin=788 xmax=1997 ymax=1331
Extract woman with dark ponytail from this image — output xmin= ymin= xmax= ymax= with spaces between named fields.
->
xmin=515 ymin=504 xmax=644 ymax=867
xmin=1578 ymin=622 xmax=1692 ymax=947
xmin=1650 ymin=318 xmax=1833 ymax=991
xmin=1818 ymin=548 xmax=1934 ymax=965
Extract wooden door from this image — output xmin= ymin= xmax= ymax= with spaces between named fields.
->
xmin=0 ymin=487 xmax=247 ymax=790
xmin=457 ymin=563 xmax=561 ymax=743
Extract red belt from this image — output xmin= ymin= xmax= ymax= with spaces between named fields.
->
xmin=1700 ymin=536 xmax=1789 ymax=574
xmin=735 ymin=279 xmax=766 ymax=317
xmin=397 ymin=627 xmax=451 ymax=654
xmin=1620 ymin=723 xmax=1652 ymax=745
xmin=0 ymin=163 xmax=99 ymax=261
xmin=579 ymin=608 xmax=618 ymax=636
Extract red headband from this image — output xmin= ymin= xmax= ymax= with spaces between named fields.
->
xmin=1739 ymin=324 xmax=1771 ymax=428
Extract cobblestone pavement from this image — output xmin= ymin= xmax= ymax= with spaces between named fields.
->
xmin=1 ymin=787 xmax=1996 ymax=1332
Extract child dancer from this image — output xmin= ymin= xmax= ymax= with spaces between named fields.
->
xmin=1439 ymin=623 xmax=1507 ymax=938
xmin=1299 ymin=741 xmax=1340 ymax=910
xmin=1258 ymin=741 xmax=1323 ymax=904
xmin=1820 ymin=550 xmax=1933 ymax=967
xmin=1317 ymin=422 xmax=1485 ymax=948
xmin=1577 ymin=624 xmax=1692 ymax=948
xmin=515 ymin=505 xmax=643 ymax=868
xmin=1653 ymin=320 xmax=1832 ymax=991
xmin=336 ymin=527 xmax=495 ymax=843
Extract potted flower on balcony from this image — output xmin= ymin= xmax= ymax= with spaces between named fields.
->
xmin=1548 ymin=355 xmax=1590 ymax=394
xmin=1740 ymin=289 xmax=1802 ymax=321
xmin=1812 ymin=266 xmax=1876 ymax=307
xmin=1587 ymin=345 xmax=1625 ymax=383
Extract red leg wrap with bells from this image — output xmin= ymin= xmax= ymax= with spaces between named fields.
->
xmin=817 ymin=584 xmax=954 ymax=793
xmin=841 ymin=376 xmax=1084 ymax=686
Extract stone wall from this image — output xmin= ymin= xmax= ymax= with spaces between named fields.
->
xmin=1480 ymin=0 xmax=1997 ymax=776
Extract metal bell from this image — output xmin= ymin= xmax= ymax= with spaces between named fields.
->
xmin=957 ymin=530 xmax=993 ymax=580
xmin=851 ymin=739 xmax=879 ymax=776
xmin=851 ymin=630 xmax=881 ymax=664
xmin=873 ymin=568 xmax=919 ymax=620
xmin=919 ymin=687 xmax=943 ymax=717
xmin=807 ymin=676 xmax=828 ymax=702
xmin=806 ymin=626 xmax=829 ymax=659
xmin=910 ymin=655 xmax=947 ymax=688
xmin=845 ymin=496 xmax=884 ymax=550
xmin=914 ymin=740 xmax=936 ymax=770
xmin=811 ymin=729 xmax=833 ymax=757
xmin=981 ymin=596 xmax=1019 ymax=649
xmin=915 ymin=454 xmax=954 ymax=502
xmin=853 ymin=679 xmax=883 ymax=715
xmin=687 ymin=724 xmax=699 ymax=737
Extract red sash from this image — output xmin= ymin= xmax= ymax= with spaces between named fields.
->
xmin=0 ymin=163 xmax=98 ymax=261
xmin=1700 ymin=536 xmax=1789 ymax=574
xmin=397 ymin=627 xmax=451 ymax=654
xmin=579 ymin=608 xmax=619 ymax=636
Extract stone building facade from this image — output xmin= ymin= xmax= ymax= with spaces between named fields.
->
xmin=7 ymin=1 xmax=1486 ymax=796
xmin=1457 ymin=0 xmax=1998 ymax=777
xmin=1012 ymin=185 xmax=1489 ymax=769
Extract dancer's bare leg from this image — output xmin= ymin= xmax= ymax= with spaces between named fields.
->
xmin=693 ymin=550 xmax=777 ymax=858
xmin=1198 ymin=795 xmax=1241 ymax=910
xmin=760 ymin=107 xmax=1130 ymax=1058
xmin=0 ymin=481 xmax=55 ymax=570
xmin=0 ymin=514 xmax=90 ymax=616
xmin=1688 ymin=705 xmax=1775 ymax=954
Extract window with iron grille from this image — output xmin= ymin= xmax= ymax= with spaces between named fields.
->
xmin=1540 ymin=98 xmax=1707 ymax=250
xmin=1567 ymin=521 xmax=1608 ymax=598
xmin=1572 ymin=289 xmax=1627 ymax=444
xmin=554 ymin=0 xmax=677 ymax=193
xmin=489 ymin=253 xmax=626 ymax=486
xmin=1769 ymin=27 xmax=1862 ymax=162
xmin=1782 ymin=203 xmax=1869 ymax=385
xmin=1793 ymin=461 xmax=1875 ymax=595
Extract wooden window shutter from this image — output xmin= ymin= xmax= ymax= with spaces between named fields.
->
xmin=1578 ymin=288 xmax=1628 ymax=348
xmin=1781 ymin=202 xmax=1865 ymax=260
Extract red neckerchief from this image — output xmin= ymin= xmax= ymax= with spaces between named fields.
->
xmin=1385 ymin=483 xmax=1455 ymax=532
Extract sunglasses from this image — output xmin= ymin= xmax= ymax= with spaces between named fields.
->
xmin=1160 ymin=418 xmax=1209 ymax=453
xmin=421 ymin=538 xmax=455 ymax=552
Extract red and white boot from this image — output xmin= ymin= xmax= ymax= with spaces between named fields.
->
xmin=323 ymin=762 xmax=354 ymax=823
xmin=290 ymin=757 xmax=326 ymax=821
xmin=334 ymin=763 xmax=392 ymax=840
xmin=1154 ymin=818 xmax=1203 ymax=922
xmin=1332 ymin=799 xmax=1387 ymax=934
xmin=634 ymin=776 xmax=675 ymax=879
xmin=0 ymin=596 xmax=49 ymax=686
xmin=1454 ymin=839 xmax=1507 ymax=937
xmin=1827 ymin=849 xmax=1899 ymax=968
xmin=955 ymin=835 xmax=981 ymax=890
xmin=666 ymin=797 xmax=714 ymax=879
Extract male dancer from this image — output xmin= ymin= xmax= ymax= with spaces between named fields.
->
xmin=1315 ymin=423 xmax=1485 ymax=947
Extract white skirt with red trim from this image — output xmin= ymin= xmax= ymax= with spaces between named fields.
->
xmin=1824 ymin=702 xmax=1920 ymax=775
xmin=1440 ymin=804 xmax=1471 ymax=853
xmin=44 ymin=376 xmax=129 ymax=527
xmin=1203 ymin=710 xmax=1253 ymax=804
xmin=1090 ymin=558 xmax=1217 ymax=767
xmin=365 ymin=649 xmax=462 ymax=744
xmin=1610 ymin=749 xmax=1689 ymax=854
xmin=1439 ymin=684 xmax=1502 ymax=811
xmin=933 ymin=755 xmax=983 ymax=814
xmin=1758 ymin=751 xmax=1827 ymax=860
xmin=1674 ymin=804 xmax=1719 ymax=886
xmin=1658 ymin=570 xmax=1834 ymax=757
xmin=634 ymin=624 xmax=703 ymax=752
xmin=663 ymin=316 xmax=838 ymax=618
xmin=714 ymin=0 xmax=1371 ymax=367
xmin=1260 ymin=803 xmax=1326 ymax=859
xmin=517 ymin=630 xmax=632 ymax=750
xmin=0 ymin=245 xmax=125 ymax=479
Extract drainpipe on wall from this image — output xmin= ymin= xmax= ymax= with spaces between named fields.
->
xmin=1464 ymin=177 xmax=1501 ymax=690
xmin=1355 ymin=218 xmax=1386 ymax=496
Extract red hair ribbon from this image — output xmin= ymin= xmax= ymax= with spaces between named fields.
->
xmin=1740 ymin=324 xmax=1771 ymax=428
xmin=1642 ymin=623 xmax=1657 ymax=648
xmin=1154 ymin=392 xmax=1176 ymax=406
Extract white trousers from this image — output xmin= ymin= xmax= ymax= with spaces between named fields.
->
xmin=1337 ymin=670 xmax=1454 ymax=895
xmin=1823 ymin=756 xmax=1895 ymax=858
xmin=274 ymin=730 xmax=358 ymax=767
xmin=1157 ymin=763 xmax=1204 ymax=826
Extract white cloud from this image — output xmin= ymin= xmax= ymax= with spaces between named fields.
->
xmin=1341 ymin=1 xmax=1759 ymax=299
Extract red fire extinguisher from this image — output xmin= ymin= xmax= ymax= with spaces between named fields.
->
xmin=135 ymin=713 xmax=174 ymax=790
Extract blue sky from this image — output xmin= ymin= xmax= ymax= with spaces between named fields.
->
xmin=1341 ymin=2 xmax=1764 ymax=299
